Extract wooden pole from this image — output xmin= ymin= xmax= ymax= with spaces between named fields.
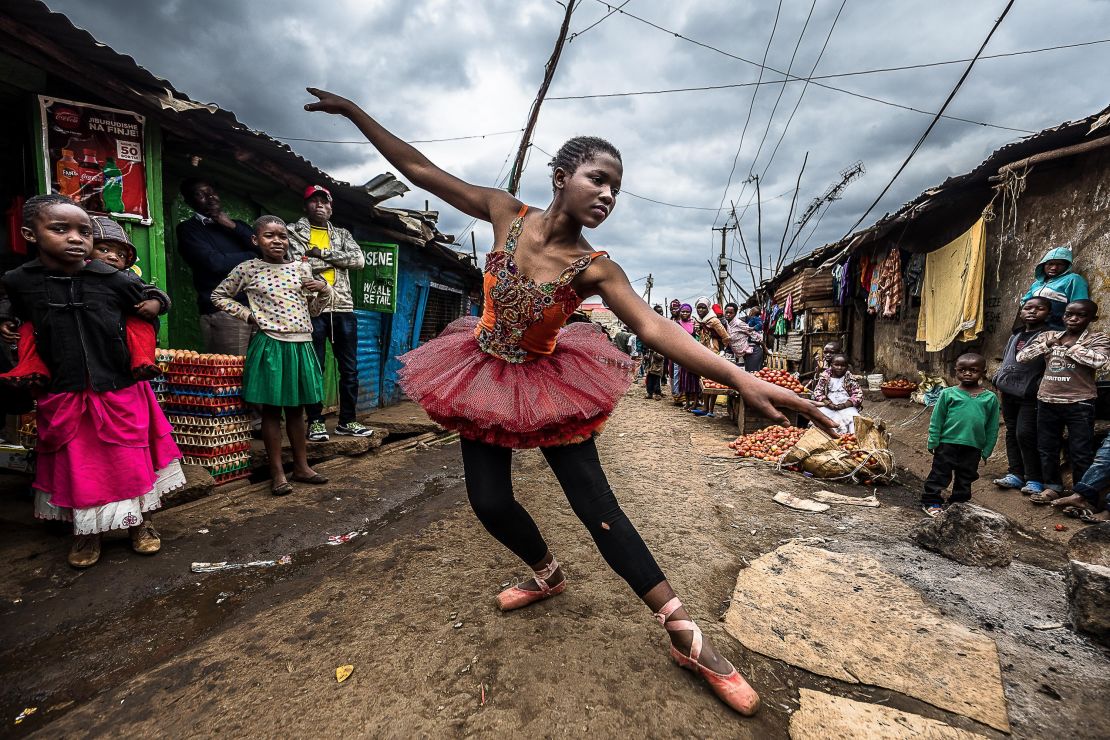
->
xmin=506 ymin=2 xmax=576 ymax=196
xmin=470 ymin=231 xmax=477 ymax=263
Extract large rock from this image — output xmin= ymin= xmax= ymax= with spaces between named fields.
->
xmin=1067 ymin=560 xmax=1110 ymax=644
xmin=912 ymin=502 xmax=1013 ymax=567
xmin=1068 ymin=523 xmax=1110 ymax=568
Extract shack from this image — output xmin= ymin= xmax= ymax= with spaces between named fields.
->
xmin=0 ymin=0 xmax=481 ymax=412
xmin=746 ymin=104 xmax=1110 ymax=384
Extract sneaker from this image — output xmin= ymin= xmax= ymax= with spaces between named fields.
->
xmin=68 ymin=533 xmax=101 ymax=568
xmin=307 ymin=421 xmax=329 ymax=442
xmin=921 ymin=504 xmax=944 ymax=518
xmin=335 ymin=421 xmax=374 ymax=438
xmin=993 ymin=474 xmax=1024 ymax=490
xmin=1020 ymin=481 xmax=1044 ymax=495
xmin=690 ymin=409 xmax=707 ymax=416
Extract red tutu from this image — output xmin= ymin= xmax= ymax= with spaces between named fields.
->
xmin=398 ymin=317 xmax=634 ymax=448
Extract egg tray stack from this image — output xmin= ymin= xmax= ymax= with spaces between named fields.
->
xmin=157 ymin=350 xmax=252 ymax=484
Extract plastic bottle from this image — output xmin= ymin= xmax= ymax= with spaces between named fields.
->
xmin=55 ymin=149 xmax=80 ymax=197
xmin=299 ymin=255 xmax=314 ymax=286
xmin=102 ymin=157 xmax=124 ymax=212
xmin=78 ymin=149 xmax=104 ymax=211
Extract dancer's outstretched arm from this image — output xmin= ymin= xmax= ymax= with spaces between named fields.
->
xmin=304 ymin=88 xmax=519 ymax=224
xmin=588 ymin=258 xmax=837 ymax=433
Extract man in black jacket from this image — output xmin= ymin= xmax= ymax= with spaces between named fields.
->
xmin=176 ymin=178 xmax=256 ymax=355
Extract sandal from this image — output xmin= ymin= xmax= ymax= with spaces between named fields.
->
xmin=1063 ymin=506 xmax=1095 ymax=519
xmin=271 ymin=481 xmax=294 ymax=496
xmin=654 ymin=597 xmax=760 ymax=716
xmin=290 ymin=472 xmax=329 ymax=484
xmin=496 ymin=556 xmax=566 ymax=611
xmin=1079 ymin=510 xmax=1106 ymax=523
xmin=1029 ymin=490 xmax=1065 ymax=505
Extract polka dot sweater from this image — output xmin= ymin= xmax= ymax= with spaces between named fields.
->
xmin=211 ymin=259 xmax=333 ymax=342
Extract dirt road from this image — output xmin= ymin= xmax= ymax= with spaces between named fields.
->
xmin=1 ymin=391 xmax=1106 ymax=738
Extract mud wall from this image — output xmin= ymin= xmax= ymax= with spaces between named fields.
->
xmin=868 ymin=146 xmax=1110 ymax=379
xmin=979 ymin=146 xmax=1110 ymax=367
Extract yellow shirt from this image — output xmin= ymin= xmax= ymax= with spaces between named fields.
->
xmin=309 ymin=227 xmax=336 ymax=285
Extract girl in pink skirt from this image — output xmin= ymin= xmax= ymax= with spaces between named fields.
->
xmin=0 ymin=195 xmax=184 ymax=568
xmin=305 ymin=89 xmax=834 ymax=717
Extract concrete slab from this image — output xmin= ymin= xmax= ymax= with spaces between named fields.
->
xmin=724 ymin=543 xmax=1010 ymax=732
xmin=790 ymin=689 xmax=988 ymax=739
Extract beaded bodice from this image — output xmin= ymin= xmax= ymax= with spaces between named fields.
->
xmin=475 ymin=207 xmax=605 ymax=363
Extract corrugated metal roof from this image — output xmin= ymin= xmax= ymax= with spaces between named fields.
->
xmin=746 ymin=102 xmax=1110 ymax=304
xmin=3 ymin=0 xmax=476 ymax=274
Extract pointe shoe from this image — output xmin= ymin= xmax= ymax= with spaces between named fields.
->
xmin=496 ymin=557 xmax=566 ymax=611
xmin=654 ymin=596 xmax=760 ymax=716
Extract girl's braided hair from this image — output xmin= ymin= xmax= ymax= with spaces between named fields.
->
xmin=547 ymin=136 xmax=621 ymax=193
xmin=23 ymin=193 xmax=82 ymax=227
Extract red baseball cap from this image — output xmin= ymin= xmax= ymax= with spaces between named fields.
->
xmin=304 ymin=184 xmax=332 ymax=201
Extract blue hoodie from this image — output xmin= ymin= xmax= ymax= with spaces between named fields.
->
xmin=1021 ymin=246 xmax=1088 ymax=330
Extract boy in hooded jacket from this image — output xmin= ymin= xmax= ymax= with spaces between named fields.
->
xmin=1022 ymin=246 xmax=1089 ymax=330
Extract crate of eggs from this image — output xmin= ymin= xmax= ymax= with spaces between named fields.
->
xmin=158 ymin=349 xmax=247 ymax=417
xmin=159 ymin=349 xmax=251 ymax=484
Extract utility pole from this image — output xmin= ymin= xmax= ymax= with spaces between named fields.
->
xmin=746 ymin=175 xmax=763 ymax=284
xmin=644 ymin=273 xmax=654 ymax=305
xmin=470 ymin=231 xmax=477 ymax=264
xmin=711 ymin=224 xmax=731 ymax=306
xmin=507 ymin=1 xmax=575 ymax=196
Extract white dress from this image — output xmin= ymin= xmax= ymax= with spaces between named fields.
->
xmin=818 ymin=376 xmax=861 ymax=434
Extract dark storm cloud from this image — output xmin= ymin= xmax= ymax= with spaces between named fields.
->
xmin=43 ymin=0 xmax=1110 ymax=303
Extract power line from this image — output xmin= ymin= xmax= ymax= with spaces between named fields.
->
xmin=266 ymin=128 xmax=525 ymax=145
xmin=713 ymin=0 xmax=782 ymax=228
xmin=568 ymin=0 xmax=633 ymax=42
xmin=572 ymin=2 xmax=1095 ymax=134
xmin=842 ymin=0 xmax=1016 ymax=237
xmin=548 ymin=38 xmax=1110 ymax=101
xmin=746 ymin=0 xmax=818 ymax=182
xmin=755 ymin=0 xmax=847 ymax=187
xmin=531 ymin=143 xmax=721 ymax=211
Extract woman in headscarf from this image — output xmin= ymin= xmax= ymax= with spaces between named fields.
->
xmin=691 ymin=297 xmax=731 ymax=417
xmin=674 ymin=304 xmax=701 ymax=410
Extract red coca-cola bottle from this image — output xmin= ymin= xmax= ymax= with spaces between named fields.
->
xmin=78 ymin=148 xmax=104 ymax=211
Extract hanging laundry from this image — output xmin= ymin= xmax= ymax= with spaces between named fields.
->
xmin=839 ymin=254 xmax=854 ymax=304
xmin=784 ymin=293 xmax=794 ymax=321
xmin=866 ymin=262 xmax=882 ymax=314
xmin=904 ymin=252 xmax=926 ymax=298
xmin=878 ymin=247 xmax=904 ymax=317
xmin=859 ymin=254 xmax=875 ymax=292
xmin=916 ymin=218 xmax=987 ymax=352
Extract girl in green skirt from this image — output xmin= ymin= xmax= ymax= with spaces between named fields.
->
xmin=212 ymin=216 xmax=333 ymax=495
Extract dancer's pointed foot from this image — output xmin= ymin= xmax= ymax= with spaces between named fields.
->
xmin=655 ymin=596 xmax=760 ymax=716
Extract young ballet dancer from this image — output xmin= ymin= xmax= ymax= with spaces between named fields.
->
xmin=304 ymin=87 xmax=834 ymax=716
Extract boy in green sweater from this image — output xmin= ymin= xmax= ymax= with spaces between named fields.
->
xmin=922 ymin=353 xmax=1000 ymax=517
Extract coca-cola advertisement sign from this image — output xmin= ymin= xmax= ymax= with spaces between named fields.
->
xmin=39 ymin=96 xmax=148 ymax=219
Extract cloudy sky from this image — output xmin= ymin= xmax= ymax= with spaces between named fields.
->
xmin=45 ymin=0 xmax=1110 ymax=306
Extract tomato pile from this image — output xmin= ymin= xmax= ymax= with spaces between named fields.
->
xmin=881 ymin=378 xmax=917 ymax=391
xmin=835 ymin=433 xmax=880 ymax=468
xmin=752 ymin=368 xmax=805 ymax=393
xmin=728 ymin=425 xmax=805 ymax=461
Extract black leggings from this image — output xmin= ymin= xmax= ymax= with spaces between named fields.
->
xmin=460 ymin=437 xmax=666 ymax=598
